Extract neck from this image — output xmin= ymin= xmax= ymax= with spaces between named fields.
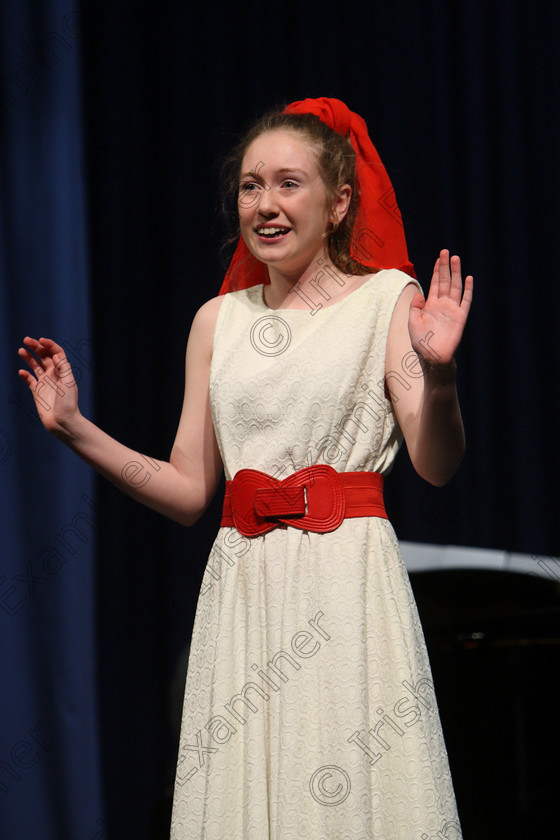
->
xmin=265 ymin=256 xmax=354 ymax=310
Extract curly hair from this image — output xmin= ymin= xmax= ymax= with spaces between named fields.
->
xmin=221 ymin=109 xmax=378 ymax=277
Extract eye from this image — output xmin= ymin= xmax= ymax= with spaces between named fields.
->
xmin=239 ymin=181 xmax=259 ymax=192
xmin=281 ymin=180 xmax=298 ymax=189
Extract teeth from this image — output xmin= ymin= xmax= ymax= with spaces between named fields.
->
xmin=257 ymin=227 xmax=290 ymax=236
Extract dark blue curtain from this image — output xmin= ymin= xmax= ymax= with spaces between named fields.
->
xmin=0 ymin=3 xmax=103 ymax=839
xmin=2 ymin=0 xmax=559 ymax=838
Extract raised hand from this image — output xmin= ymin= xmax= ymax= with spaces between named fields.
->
xmin=407 ymin=249 xmax=473 ymax=368
xmin=17 ymin=337 xmax=80 ymax=436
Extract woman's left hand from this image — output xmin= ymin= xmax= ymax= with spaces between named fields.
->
xmin=408 ymin=249 xmax=473 ymax=368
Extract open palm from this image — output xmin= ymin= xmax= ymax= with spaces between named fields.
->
xmin=17 ymin=337 xmax=79 ymax=434
xmin=408 ymin=249 xmax=473 ymax=367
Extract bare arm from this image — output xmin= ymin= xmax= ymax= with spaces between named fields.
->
xmin=385 ymin=250 xmax=473 ymax=486
xmin=17 ymin=296 xmax=224 ymax=526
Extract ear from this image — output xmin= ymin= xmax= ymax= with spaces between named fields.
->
xmin=330 ymin=184 xmax=352 ymax=225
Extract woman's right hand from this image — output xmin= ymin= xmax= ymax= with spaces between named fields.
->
xmin=17 ymin=337 xmax=81 ymax=437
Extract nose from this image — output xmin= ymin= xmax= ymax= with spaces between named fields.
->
xmin=256 ymin=186 xmax=279 ymax=217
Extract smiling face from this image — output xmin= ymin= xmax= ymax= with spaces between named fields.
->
xmin=238 ymin=129 xmax=349 ymax=277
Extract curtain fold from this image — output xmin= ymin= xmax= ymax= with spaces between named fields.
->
xmin=0 ymin=3 xmax=104 ymax=838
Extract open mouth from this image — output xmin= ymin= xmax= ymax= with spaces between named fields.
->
xmin=255 ymin=226 xmax=291 ymax=240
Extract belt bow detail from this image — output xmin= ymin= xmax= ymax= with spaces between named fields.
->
xmin=227 ymin=465 xmax=345 ymax=536
xmin=221 ymin=465 xmax=387 ymax=537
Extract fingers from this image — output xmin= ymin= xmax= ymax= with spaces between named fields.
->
xmin=449 ymin=254 xmax=464 ymax=301
xmin=21 ymin=336 xmax=64 ymax=358
xmin=17 ymin=368 xmax=35 ymax=387
xmin=17 ymin=336 xmax=68 ymax=381
xmin=435 ymin=250 xmax=473 ymax=306
xmin=460 ymin=273 xmax=474 ymax=314
xmin=18 ymin=343 xmax=46 ymax=378
xmin=428 ymin=257 xmax=440 ymax=299
xmin=449 ymin=256 xmax=474 ymax=310
xmin=37 ymin=337 xmax=65 ymax=354
xmin=436 ymin=249 xmax=452 ymax=297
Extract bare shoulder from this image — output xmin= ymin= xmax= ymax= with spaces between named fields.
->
xmin=384 ymin=281 xmax=425 ymax=443
xmin=192 ymin=294 xmax=225 ymax=331
xmin=385 ymin=281 xmax=418 ymax=373
xmin=390 ymin=280 xmax=418 ymax=314
xmin=187 ymin=294 xmax=226 ymax=360
xmin=386 ymin=282 xmax=420 ymax=355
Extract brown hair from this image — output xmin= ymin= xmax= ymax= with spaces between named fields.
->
xmin=221 ymin=109 xmax=378 ymax=276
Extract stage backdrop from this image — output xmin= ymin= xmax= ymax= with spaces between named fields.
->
xmin=0 ymin=2 xmax=104 ymax=839
xmin=1 ymin=0 xmax=558 ymax=837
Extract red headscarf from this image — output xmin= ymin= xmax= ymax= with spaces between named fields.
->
xmin=218 ymin=97 xmax=415 ymax=295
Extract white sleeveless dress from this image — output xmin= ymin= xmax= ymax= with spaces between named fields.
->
xmin=170 ymin=270 xmax=463 ymax=839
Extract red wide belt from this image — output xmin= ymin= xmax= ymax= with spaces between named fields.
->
xmin=220 ymin=465 xmax=387 ymax=536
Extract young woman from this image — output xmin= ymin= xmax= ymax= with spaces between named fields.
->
xmin=19 ymin=97 xmax=471 ymax=838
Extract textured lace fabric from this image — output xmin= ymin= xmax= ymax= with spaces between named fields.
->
xmin=170 ymin=270 xmax=463 ymax=839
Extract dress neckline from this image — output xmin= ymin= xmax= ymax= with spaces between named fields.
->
xmin=256 ymin=273 xmax=380 ymax=313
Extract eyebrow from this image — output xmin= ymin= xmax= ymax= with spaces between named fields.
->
xmin=240 ymin=167 xmax=307 ymax=180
